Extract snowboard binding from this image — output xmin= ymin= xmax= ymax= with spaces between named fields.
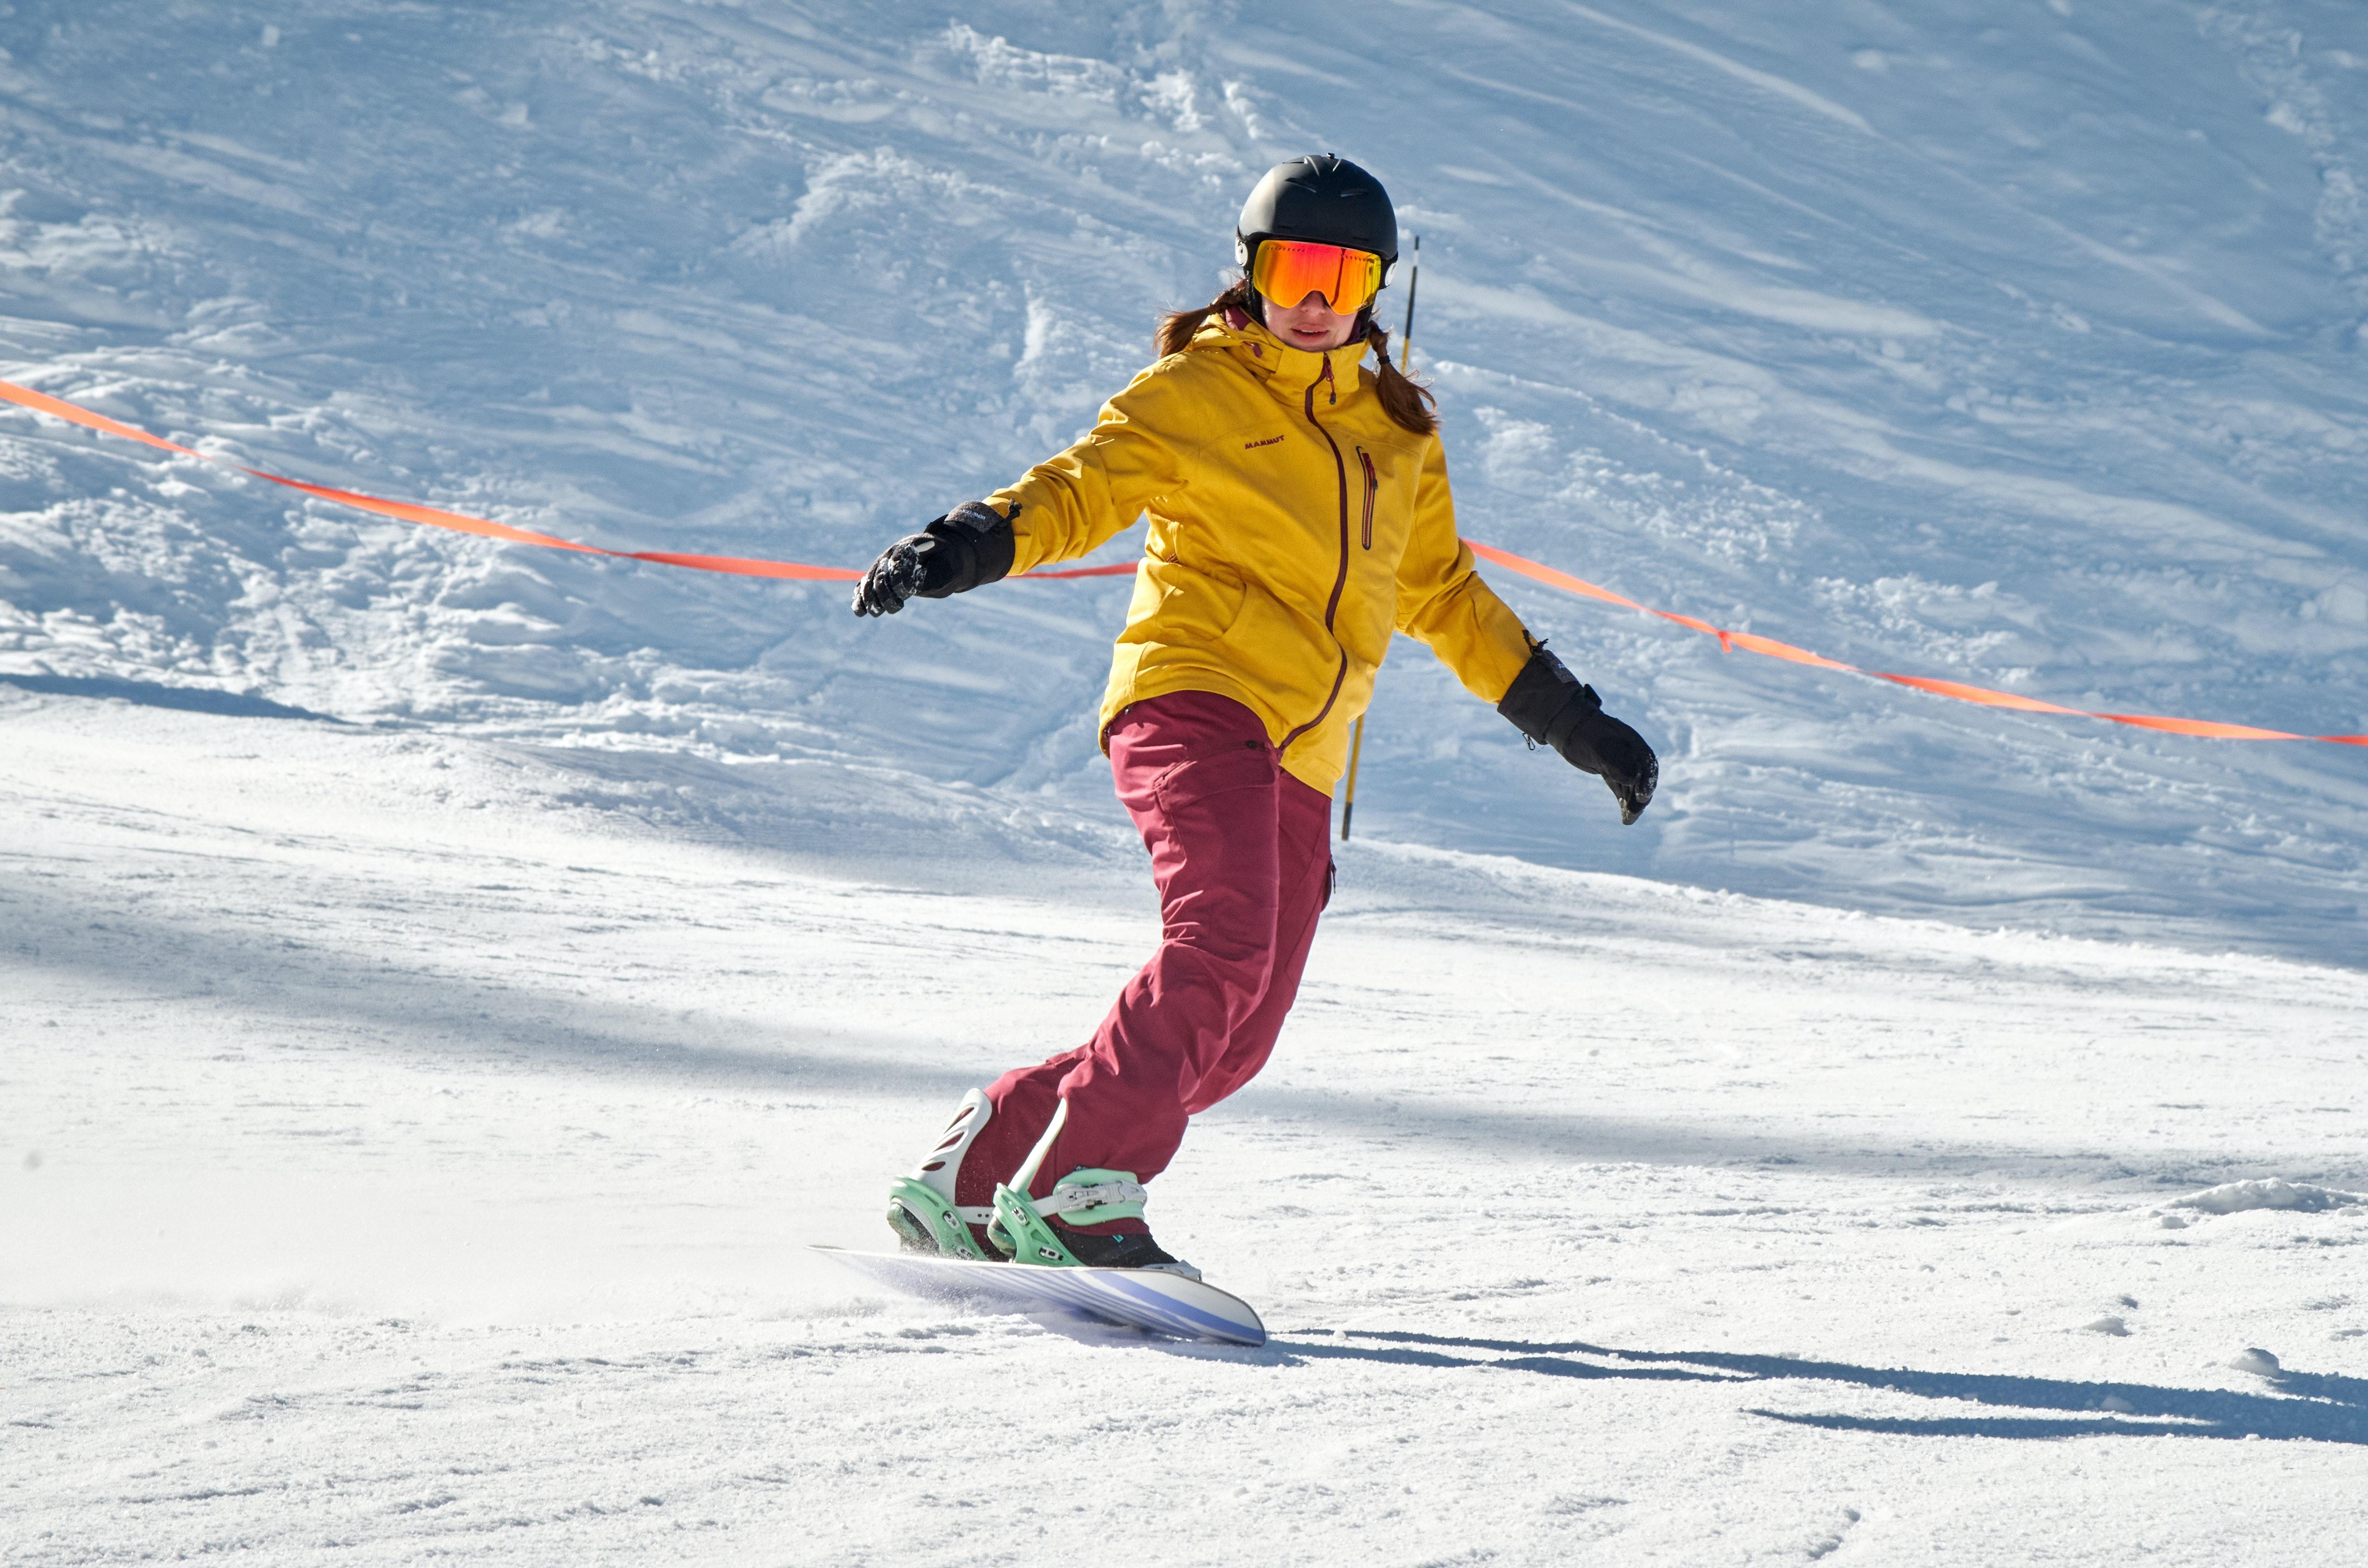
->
xmin=986 ymin=1100 xmax=1197 ymax=1278
xmin=885 ymin=1088 xmax=998 ymax=1262
xmin=888 ymin=1093 xmax=1197 ymax=1277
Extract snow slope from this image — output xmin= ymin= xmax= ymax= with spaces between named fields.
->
xmin=6 ymin=6 xmax=2368 ymax=1557
xmin=4 ymin=690 xmax=2366 ymax=1565
xmin=3 ymin=1 xmax=2367 ymax=957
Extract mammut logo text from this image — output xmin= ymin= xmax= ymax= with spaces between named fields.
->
xmin=1244 ymin=435 xmax=1284 ymax=450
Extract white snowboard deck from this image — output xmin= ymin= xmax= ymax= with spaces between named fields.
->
xmin=812 ymin=1246 xmax=1267 ymax=1348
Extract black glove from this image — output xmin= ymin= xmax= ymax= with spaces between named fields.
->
xmin=1497 ymin=644 xmax=1658 ymax=825
xmin=850 ymin=501 xmax=1018 ymax=617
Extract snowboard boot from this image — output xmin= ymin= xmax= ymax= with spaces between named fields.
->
xmin=985 ymin=1100 xmax=1201 ymax=1280
xmin=884 ymin=1088 xmax=1000 ymax=1262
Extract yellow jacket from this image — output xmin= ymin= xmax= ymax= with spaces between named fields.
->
xmin=989 ymin=314 xmax=1535 ymax=795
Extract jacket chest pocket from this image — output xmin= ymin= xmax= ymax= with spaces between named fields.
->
xmin=1355 ymin=447 xmax=1379 ymax=551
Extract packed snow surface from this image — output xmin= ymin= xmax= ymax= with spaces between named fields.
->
xmin=7 ymin=1 xmax=2368 ymax=1563
xmin=4 ymin=693 xmax=2366 ymax=1565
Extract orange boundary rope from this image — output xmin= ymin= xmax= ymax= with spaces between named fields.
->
xmin=0 ymin=378 xmax=1131 ymax=584
xmin=1466 ymin=540 xmax=2368 ymax=747
xmin=4 ymin=376 xmax=2359 ymax=744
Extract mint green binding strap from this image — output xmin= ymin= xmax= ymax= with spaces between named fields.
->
xmin=988 ymin=1098 xmax=1067 ymax=1263
xmin=987 ymin=1099 xmax=1153 ymax=1267
xmin=990 ymin=1168 xmax=1149 ymax=1267
xmin=1044 ymin=1168 xmax=1146 ymax=1226
xmin=886 ymin=1176 xmax=989 ymax=1262
xmin=991 ymin=1181 xmax=1083 ymax=1267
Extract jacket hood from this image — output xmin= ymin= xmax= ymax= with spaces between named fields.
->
xmin=1191 ymin=311 xmax=1373 ymax=405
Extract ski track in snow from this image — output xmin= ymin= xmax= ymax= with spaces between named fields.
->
xmin=4 ymin=2 xmax=2368 ymax=1562
xmin=4 ymin=694 xmax=2366 ymax=1564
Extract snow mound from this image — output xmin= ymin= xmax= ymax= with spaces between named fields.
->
xmin=2172 ymin=1178 xmax=2366 ymax=1216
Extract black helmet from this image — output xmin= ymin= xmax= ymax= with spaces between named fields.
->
xmin=1234 ymin=154 xmax=1398 ymax=282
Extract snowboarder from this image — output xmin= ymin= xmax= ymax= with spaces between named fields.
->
xmin=850 ymin=154 xmax=1657 ymax=1278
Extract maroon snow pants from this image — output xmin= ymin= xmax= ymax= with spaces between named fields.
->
xmin=957 ymin=691 xmax=1334 ymax=1234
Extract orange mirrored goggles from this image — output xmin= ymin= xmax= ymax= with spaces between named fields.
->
xmin=1251 ymin=240 xmax=1387 ymax=317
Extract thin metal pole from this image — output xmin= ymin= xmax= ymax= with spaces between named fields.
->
xmin=1340 ymin=715 xmax=1366 ymax=841
xmin=1340 ymin=236 xmax=1419 ymax=845
xmin=1399 ymin=233 xmax=1419 ymax=370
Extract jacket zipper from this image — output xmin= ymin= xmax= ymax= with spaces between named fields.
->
xmin=1280 ymin=356 xmax=1352 ymax=756
xmin=1356 ymin=448 xmax=1376 ymax=550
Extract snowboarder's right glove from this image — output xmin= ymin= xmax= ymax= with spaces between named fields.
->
xmin=850 ymin=501 xmax=1018 ymax=617
xmin=1498 ymin=644 xmax=1659 ymax=825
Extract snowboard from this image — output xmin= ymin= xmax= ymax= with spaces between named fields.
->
xmin=811 ymin=1245 xmax=1267 ymax=1348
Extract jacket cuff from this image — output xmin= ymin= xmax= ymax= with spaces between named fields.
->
xmin=921 ymin=502 xmax=1017 ymax=595
xmin=1496 ymin=645 xmax=1600 ymax=744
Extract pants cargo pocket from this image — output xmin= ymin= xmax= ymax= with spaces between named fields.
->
xmin=1152 ymin=738 xmax=1278 ymax=815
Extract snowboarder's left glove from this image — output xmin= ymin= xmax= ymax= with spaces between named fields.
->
xmin=850 ymin=501 xmax=1018 ymax=617
xmin=1498 ymin=644 xmax=1658 ymax=825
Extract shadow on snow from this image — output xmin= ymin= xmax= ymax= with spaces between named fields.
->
xmin=9 ymin=875 xmax=2340 ymax=1185
xmin=1251 ymin=1329 xmax=2368 ymax=1445
xmin=0 ymin=673 xmax=348 ymax=722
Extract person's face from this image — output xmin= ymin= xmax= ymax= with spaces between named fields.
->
xmin=1262 ymin=289 xmax=1360 ymax=353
